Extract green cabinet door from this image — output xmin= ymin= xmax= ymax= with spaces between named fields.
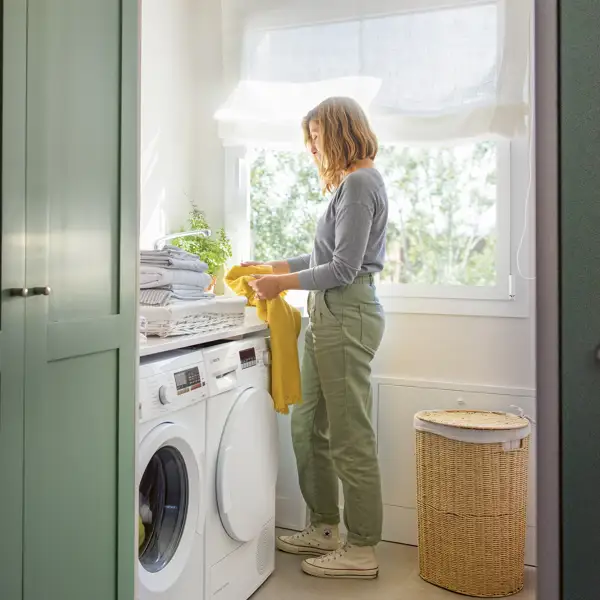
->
xmin=0 ymin=2 xmax=27 ymax=599
xmin=560 ymin=0 xmax=600 ymax=597
xmin=22 ymin=2 xmax=138 ymax=599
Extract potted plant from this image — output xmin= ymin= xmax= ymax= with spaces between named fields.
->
xmin=172 ymin=206 xmax=232 ymax=295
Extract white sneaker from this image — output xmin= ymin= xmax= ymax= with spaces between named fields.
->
xmin=302 ymin=544 xmax=379 ymax=579
xmin=276 ymin=524 xmax=340 ymax=556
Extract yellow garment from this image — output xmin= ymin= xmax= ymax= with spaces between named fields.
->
xmin=138 ymin=514 xmax=145 ymax=549
xmin=225 ymin=265 xmax=302 ymax=414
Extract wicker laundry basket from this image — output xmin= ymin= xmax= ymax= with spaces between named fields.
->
xmin=415 ymin=410 xmax=531 ymax=598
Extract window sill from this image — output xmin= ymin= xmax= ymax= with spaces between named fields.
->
xmin=284 ymin=290 xmax=530 ymax=319
xmin=379 ymin=295 xmax=530 ymax=318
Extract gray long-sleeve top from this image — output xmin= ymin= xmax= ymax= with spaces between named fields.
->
xmin=287 ymin=168 xmax=388 ymax=290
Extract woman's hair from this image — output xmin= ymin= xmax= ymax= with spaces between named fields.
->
xmin=302 ymin=97 xmax=378 ymax=193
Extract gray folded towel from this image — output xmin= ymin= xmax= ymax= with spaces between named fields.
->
xmin=139 ymin=268 xmax=212 ymax=290
xmin=139 ymin=289 xmax=171 ymax=307
xmin=140 ymin=245 xmax=208 ymax=273
xmin=139 ymin=286 xmax=214 ymax=306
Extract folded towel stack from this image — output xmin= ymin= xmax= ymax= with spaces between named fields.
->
xmin=140 ymin=245 xmax=213 ymax=306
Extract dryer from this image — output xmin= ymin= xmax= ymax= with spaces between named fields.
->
xmin=138 ymin=348 xmax=208 ymax=600
xmin=203 ymin=337 xmax=278 ymax=600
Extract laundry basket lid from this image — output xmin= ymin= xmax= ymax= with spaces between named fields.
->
xmin=414 ymin=410 xmax=531 ymax=444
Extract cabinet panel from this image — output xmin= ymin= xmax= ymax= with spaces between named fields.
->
xmin=23 ymin=352 xmax=119 ymax=599
xmin=22 ymin=2 xmax=139 ymax=599
xmin=0 ymin=2 xmax=27 ymax=598
xmin=27 ymin=0 xmax=122 ymax=323
xmin=560 ymin=0 xmax=600 ymax=593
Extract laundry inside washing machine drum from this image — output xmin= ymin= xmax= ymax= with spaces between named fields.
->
xmin=139 ymin=446 xmax=189 ymax=573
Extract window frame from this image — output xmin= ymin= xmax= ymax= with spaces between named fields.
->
xmin=224 ymin=136 xmax=532 ymax=318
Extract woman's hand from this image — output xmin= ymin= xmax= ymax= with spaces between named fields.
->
xmin=249 ymin=275 xmax=283 ymax=300
xmin=240 ymin=260 xmax=264 ymax=267
xmin=241 ymin=260 xmax=291 ymax=275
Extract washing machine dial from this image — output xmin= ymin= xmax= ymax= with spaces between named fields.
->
xmin=158 ymin=385 xmax=170 ymax=405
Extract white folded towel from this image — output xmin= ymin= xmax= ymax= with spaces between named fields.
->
xmin=140 ymin=267 xmax=212 ymax=290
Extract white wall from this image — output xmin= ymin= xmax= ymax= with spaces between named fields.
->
xmin=190 ymin=0 xmax=226 ymax=231
xmin=140 ymin=0 xmax=225 ymax=250
xmin=374 ymin=309 xmax=535 ymax=389
xmin=141 ymin=0 xmax=536 ymax=391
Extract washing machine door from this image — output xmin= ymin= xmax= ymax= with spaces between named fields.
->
xmin=138 ymin=422 xmax=203 ymax=595
xmin=216 ymin=387 xmax=278 ymax=542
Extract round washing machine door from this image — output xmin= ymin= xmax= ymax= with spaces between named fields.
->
xmin=216 ymin=387 xmax=279 ymax=543
xmin=138 ymin=422 xmax=203 ymax=595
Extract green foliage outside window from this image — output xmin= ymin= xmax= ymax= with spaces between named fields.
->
xmin=249 ymin=142 xmax=497 ymax=287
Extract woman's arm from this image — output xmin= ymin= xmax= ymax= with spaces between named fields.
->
xmin=247 ymin=270 xmax=302 ymax=300
xmin=241 ymin=259 xmax=289 ymax=274
xmin=267 ymin=260 xmax=291 ymax=275
xmin=296 ymin=200 xmax=373 ymax=290
xmin=242 ymin=254 xmax=310 ymax=275
xmin=250 ymin=177 xmax=375 ymax=299
xmin=286 ymin=254 xmax=311 ymax=273
xmin=295 ymin=176 xmax=375 ymax=289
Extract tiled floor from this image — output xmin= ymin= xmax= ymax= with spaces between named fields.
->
xmin=254 ymin=541 xmax=537 ymax=600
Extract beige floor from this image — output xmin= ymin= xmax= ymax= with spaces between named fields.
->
xmin=253 ymin=541 xmax=537 ymax=600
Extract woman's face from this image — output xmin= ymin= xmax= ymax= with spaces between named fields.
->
xmin=308 ymin=120 xmax=323 ymax=163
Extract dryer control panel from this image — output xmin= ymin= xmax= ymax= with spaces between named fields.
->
xmin=139 ymin=348 xmax=208 ymax=423
xmin=203 ymin=337 xmax=271 ymax=398
xmin=203 ymin=343 xmax=241 ymax=398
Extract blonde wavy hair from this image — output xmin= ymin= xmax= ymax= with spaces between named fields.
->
xmin=302 ymin=97 xmax=378 ymax=193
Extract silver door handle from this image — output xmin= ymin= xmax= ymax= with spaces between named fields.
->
xmin=32 ymin=286 xmax=51 ymax=296
xmin=8 ymin=288 xmax=29 ymax=297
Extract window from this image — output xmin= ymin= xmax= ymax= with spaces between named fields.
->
xmin=248 ymin=141 xmax=507 ymax=295
xmin=218 ymin=0 xmax=532 ymax=316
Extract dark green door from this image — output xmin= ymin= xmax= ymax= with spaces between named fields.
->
xmin=1 ymin=1 xmax=139 ymax=599
xmin=0 ymin=1 xmax=28 ymax=599
xmin=559 ymin=0 xmax=600 ymax=597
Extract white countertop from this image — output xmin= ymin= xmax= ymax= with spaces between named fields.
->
xmin=139 ymin=307 xmax=268 ymax=357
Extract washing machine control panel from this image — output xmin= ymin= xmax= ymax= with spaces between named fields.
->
xmin=139 ymin=350 xmax=208 ymax=422
xmin=173 ymin=365 xmax=204 ymax=394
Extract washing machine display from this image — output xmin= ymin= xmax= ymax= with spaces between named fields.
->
xmin=174 ymin=366 xmax=204 ymax=395
xmin=139 ymin=446 xmax=189 ymax=573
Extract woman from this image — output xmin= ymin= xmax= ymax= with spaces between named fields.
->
xmin=248 ymin=97 xmax=388 ymax=580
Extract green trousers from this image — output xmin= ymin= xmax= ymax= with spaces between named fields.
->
xmin=291 ymin=276 xmax=385 ymax=547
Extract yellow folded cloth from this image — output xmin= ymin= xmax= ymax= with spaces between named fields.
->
xmin=225 ymin=265 xmax=302 ymax=414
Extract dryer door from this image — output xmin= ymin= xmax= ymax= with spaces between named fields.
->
xmin=138 ymin=423 xmax=202 ymax=594
xmin=216 ymin=387 xmax=278 ymax=542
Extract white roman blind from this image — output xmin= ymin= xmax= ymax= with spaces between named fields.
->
xmin=216 ymin=0 xmax=531 ymax=146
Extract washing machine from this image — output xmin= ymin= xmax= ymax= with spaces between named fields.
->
xmin=203 ymin=336 xmax=278 ymax=600
xmin=138 ymin=348 xmax=208 ymax=600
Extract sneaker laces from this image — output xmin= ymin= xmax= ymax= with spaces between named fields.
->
xmin=318 ymin=544 xmax=351 ymax=563
xmin=290 ymin=525 xmax=316 ymax=540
